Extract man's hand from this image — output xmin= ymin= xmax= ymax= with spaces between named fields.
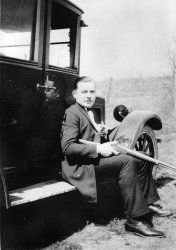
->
xmin=97 ymin=141 xmax=120 ymax=157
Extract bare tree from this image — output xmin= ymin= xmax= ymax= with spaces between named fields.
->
xmin=107 ymin=77 xmax=113 ymax=103
xmin=167 ymin=38 xmax=176 ymax=79
xmin=165 ymin=36 xmax=176 ymax=115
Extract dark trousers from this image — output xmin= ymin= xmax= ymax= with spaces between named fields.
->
xmin=95 ymin=125 xmax=159 ymax=219
xmin=95 ymin=154 xmax=159 ymax=219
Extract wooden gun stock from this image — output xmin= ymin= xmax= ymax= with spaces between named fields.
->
xmin=79 ymin=139 xmax=176 ymax=173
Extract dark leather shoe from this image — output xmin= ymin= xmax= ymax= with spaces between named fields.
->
xmin=149 ymin=204 xmax=173 ymax=217
xmin=125 ymin=219 xmax=164 ymax=237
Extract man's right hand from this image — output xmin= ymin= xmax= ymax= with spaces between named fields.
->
xmin=97 ymin=142 xmax=120 ymax=157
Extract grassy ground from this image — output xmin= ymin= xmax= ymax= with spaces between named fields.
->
xmin=40 ymin=76 xmax=176 ymax=250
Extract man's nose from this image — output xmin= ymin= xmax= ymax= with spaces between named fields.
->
xmin=87 ymin=92 xmax=91 ymax=98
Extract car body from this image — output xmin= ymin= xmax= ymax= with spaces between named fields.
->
xmin=0 ymin=0 xmax=161 ymax=247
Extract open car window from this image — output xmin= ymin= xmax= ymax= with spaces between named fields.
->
xmin=49 ymin=0 xmax=79 ymax=69
xmin=0 ymin=0 xmax=37 ymax=61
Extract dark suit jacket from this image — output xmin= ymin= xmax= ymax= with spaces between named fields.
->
xmin=61 ymin=102 xmax=101 ymax=203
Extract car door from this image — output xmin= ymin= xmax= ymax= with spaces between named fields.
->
xmin=0 ymin=0 xmax=46 ymax=191
xmin=39 ymin=0 xmax=83 ymax=169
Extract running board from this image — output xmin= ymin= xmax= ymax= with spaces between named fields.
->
xmin=9 ymin=180 xmax=76 ymax=207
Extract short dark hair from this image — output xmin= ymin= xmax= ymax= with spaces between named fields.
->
xmin=73 ymin=76 xmax=94 ymax=90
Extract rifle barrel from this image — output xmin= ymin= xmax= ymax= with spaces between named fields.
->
xmin=79 ymin=139 xmax=176 ymax=173
xmin=113 ymin=144 xmax=176 ymax=172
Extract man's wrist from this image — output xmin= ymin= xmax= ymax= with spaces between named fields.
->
xmin=96 ymin=144 xmax=101 ymax=154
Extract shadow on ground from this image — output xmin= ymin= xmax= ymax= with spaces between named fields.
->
xmin=155 ymin=176 xmax=175 ymax=188
xmin=1 ymin=192 xmax=86 ymax=250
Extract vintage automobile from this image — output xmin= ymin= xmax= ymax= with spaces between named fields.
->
xmin=0 ymin=0 xmax=162 ymax=248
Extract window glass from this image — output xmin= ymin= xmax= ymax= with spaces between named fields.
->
xmin=49 ymin=29 xmax=70 ymax=67
xmin=49 ymin=0 xmax=78 ymax=69
xmin=0 ymin=0 xmax=37 ymax=61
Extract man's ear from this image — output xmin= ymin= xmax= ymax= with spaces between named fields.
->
xmin=72 ymin=89 xmax=77 ymax=98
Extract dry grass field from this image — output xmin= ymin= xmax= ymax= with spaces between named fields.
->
xmin=41 ymin=76 xmax=176 ymax=250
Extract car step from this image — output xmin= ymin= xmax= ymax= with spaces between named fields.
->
xmin=9 ymin=180 xmax=76 ymax=207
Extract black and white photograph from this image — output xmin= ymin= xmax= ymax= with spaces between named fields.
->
xmin=1 ymin=0 xmax=176 ymax=249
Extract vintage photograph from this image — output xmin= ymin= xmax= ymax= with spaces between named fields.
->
xmin=0 ymin=0 xmax=176 ymax=249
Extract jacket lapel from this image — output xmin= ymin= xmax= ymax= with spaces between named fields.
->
xmin=75 ymin=103 xmax=99 ymax=132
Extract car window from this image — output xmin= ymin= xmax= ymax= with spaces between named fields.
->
xmin=49 ymin=0 xmax=79 ymax=69
xmin=49 ymin=28 xmax=70 ymax=68
xmin=0 ymin=0 xmax=37 ymax=61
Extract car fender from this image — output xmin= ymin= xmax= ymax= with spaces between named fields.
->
xmin=114 ymin=110 xmax=162 ymax=149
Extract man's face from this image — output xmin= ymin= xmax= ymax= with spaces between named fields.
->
xmin=73 ymin=80 xmax=96 ymax=108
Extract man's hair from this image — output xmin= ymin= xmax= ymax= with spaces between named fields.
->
xmin=73 ymin=76 xmax=94 ymax=90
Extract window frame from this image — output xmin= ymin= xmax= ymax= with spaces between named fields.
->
xmin=0 ymin=0 xmax=83 ymax=74
xmin=0 ymin=0 xmax=42 ymax=65
xmin=45 ymin=0 xmax=82 ymax=74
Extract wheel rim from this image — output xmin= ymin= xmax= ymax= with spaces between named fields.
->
xmin=134 ymin=132 xmax=155 ymax=158
xmin=133 ymin=126 xmax=158 ymax=178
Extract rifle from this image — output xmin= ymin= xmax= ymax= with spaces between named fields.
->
xmin=79 ymin=139 xmax=176 ymax=173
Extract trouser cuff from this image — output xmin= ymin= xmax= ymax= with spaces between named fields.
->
xmin=126 ymin=207 xmax=150 ymax=219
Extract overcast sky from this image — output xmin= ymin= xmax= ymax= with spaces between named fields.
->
xmin=73 ymin=0 xmax=176 ymax=80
